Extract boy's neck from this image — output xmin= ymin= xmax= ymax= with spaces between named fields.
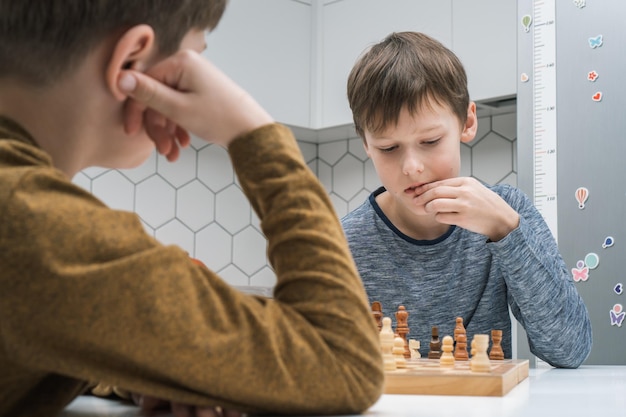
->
xmin=0 ymin=46 xmax=115 ymax=178
xmin=0 ymin=81 xmax=88 ymax=178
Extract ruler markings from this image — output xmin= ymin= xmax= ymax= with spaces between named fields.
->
xmin=532 ymin=0 xmax=558 ymax=240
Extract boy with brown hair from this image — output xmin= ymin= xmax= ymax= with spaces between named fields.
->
xmin=0 ymin=1 xmax=384 ymax=416
xmin=342 ymin=31 xmax=592 ymax=368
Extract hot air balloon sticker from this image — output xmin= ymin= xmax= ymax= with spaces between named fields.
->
xmin=575 ymin=187 xmax=589 ymax=209
xmin=521 ymin=15 xmax=532 ymax=33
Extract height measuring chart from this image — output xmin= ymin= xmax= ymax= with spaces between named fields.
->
xmin=517 ymin=0 xmax=626 ymax=365
xmin=531 ymin=0 xmax=558 ymax=240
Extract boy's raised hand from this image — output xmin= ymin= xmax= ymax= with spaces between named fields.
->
xmin=413 ymin=177 xmax=520 ymax=242
xmin=118 ymin=50 xmax=273 ymax=161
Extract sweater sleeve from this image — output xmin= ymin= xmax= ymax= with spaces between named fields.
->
xmin=0 ymin=124 xmax=384 ymax=415
xmin=487 ymin=186 xmax=592 ymax=368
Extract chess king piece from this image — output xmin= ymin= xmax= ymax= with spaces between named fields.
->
xmin=408 ymin=339 xmax=421 ymax=359
xmin=395 ymin=305 xmax=411 ymax=358
xmin=393 ymin=336 xmax=407 ymax=368
xmin=428 ymin=326 xmax=442 ymax=359
xmin=470 ymin=334 xmax=491 ymax=373
xmin=454 ymin=333 xmax=469 ymax=361
xmin=380 ymin=317 xmax=397 ymax=371
xmin=439 ymin=335 xmax=455 ymax=367
xmin=489 ymin=329 xmax=505 ymax=360
xmin=371 ymin=301 xmax=383 ymax=332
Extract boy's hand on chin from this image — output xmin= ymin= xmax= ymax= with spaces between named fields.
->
xmin=413 ymin=177 xmax=519 ymax=241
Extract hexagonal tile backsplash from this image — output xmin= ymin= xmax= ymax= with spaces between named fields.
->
xmin=73 ymin=113 xmax=516 ymax=290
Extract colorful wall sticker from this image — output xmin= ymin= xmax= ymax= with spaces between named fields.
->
xmin=587 ymin=70 xmax=599 ymax=82
xmin=572 ymin=260 xmax=589 ymax=282
xmin=602 ymin=236 xmax=615 ymax=248
xmin=588 ymin=34 xmax=603 ymax=48
xmin=575 ymin=187 xmax=589 ymax=209
xmin=520 ymin=73 xmax=529 ymax=83
xmin=573 ymin=0 xmax=586 ymax=8
xmin=584 ymin=252 xmax=600 ymax=269
xmin=592 ymin=92 xmax=603 ymax=102
xmin=521 ymin=15 xmax=532 ymax=33
xmin=610 ymin=304 xmax=625 ymax=327
xmin=614 ymin=283 xmax=623 ymax=295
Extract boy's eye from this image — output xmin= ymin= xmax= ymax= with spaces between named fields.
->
xmin=379 ymin=146 xmax=397 ymax=153
xmin=423 ymin=138 xmax=441 ymax=146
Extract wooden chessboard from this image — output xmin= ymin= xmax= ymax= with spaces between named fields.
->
xmin=384 ymin=358 xmax=529 ymax=397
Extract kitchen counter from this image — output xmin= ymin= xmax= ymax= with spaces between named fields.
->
xmin=61 ymin=366 xmax=626 ymax=417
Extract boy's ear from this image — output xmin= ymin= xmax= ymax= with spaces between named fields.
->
xmin=460 ymin=102 xmax=478 ymax=143
xmin=106 ymin=24 xmax=156 ymax=101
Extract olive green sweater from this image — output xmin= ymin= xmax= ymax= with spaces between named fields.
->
xmin=0 ymin=117 xmax=384 ymax=417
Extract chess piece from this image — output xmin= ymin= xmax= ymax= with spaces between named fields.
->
xmin=454 ymin=317 xmax=466 ymax=343
xmin=408 ymin=339 xmax=421 ymax=359
xmin=380 ymin=317 xmax=397 ymax=371
xmin=393 ymin=336 xmax=407 ymax=368
xmin=428 ymin=326 xmax=441 ymax=359
xmin=372 ymin=301 xmax=383 ymax=331
xmin=489 ymin=329 xmax=505 ymax=360
xmin=470 ymin=334 xmax=491 ymax=372
xmin=454 ymin=333 xmax=469 ymax=360
xmin=395 ymin=305 xmax=411 ymax=358
xmin=439 ymin=335 xmax=455 ymax=367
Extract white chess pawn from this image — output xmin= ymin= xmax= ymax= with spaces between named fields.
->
xmin=470 ymin=334 xmax=491 ymax=373
xmin=380 ymin=317 xmax=397 ymax=371
xmin=439 ymin=335 xmax=455 ymax=367
xmin=393 ymin=336 xmax=407 ymax=368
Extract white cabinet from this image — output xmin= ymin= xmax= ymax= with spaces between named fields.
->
xmin=321 ymin=0 xmax=452 ymax=128
xmin=204 ymin=0 xmax=312 ymax=127
xmin=452 ymin=0 xmax=517 ymax=102
xmin=204 ymin=0 xmax=517 ymax=134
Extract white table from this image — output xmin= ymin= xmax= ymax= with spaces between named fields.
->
xmin=61 ymin=366 xmax=626 ymax=417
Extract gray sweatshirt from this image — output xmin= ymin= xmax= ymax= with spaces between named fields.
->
xmin=341 ymin=184 xmax=592 ymax=368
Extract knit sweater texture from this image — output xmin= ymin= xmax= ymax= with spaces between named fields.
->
xmin=341 ymin=185 xmax=592 ymax=368
xmin=0 ymin=117 xmax=384 ymax=417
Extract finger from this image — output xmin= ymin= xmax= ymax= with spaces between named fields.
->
xmin=123 ymin=98 xmax=148 ymax=135
xmin=196 ymin=407 xmax=221 ymax=417
xmin=137 ymin=395 xmax=169 ymax=411
xmin=171 ymin=403 xmax=194 ymax=417
xmin=176 ymin=126 xmax=191 ymax=148
xmin=118 ymin=70 xmax=185 ymax=122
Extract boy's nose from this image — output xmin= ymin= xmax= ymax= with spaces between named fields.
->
xmin=402 ymin=152 xmax=424 ymax=176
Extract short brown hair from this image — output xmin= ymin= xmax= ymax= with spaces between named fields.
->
xmin=347 ymin=31 xmax=469 ymax=139
xmin=0 ymin=0 xmax=227 ymax=86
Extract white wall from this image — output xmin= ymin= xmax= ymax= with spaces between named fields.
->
xmin=205 ymin=0 xmax=517 ymax=129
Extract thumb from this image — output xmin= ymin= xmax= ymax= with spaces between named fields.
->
xmin=118 ymin=70 xmax=183 ymax=119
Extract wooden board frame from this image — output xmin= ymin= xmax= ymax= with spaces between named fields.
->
xmin=383 ymin=359 xmax=529 ymax=397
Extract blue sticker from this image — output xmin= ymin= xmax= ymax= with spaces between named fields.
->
xmin=584 ymin=252 xmax=599 ymax=269
xmin=615 ymin=283 xmax=623 ymax=295
xmin=602 ymin=236 xmax=615 ymax=248
xmin=589 ymin=35 xmax=603 ymax=49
